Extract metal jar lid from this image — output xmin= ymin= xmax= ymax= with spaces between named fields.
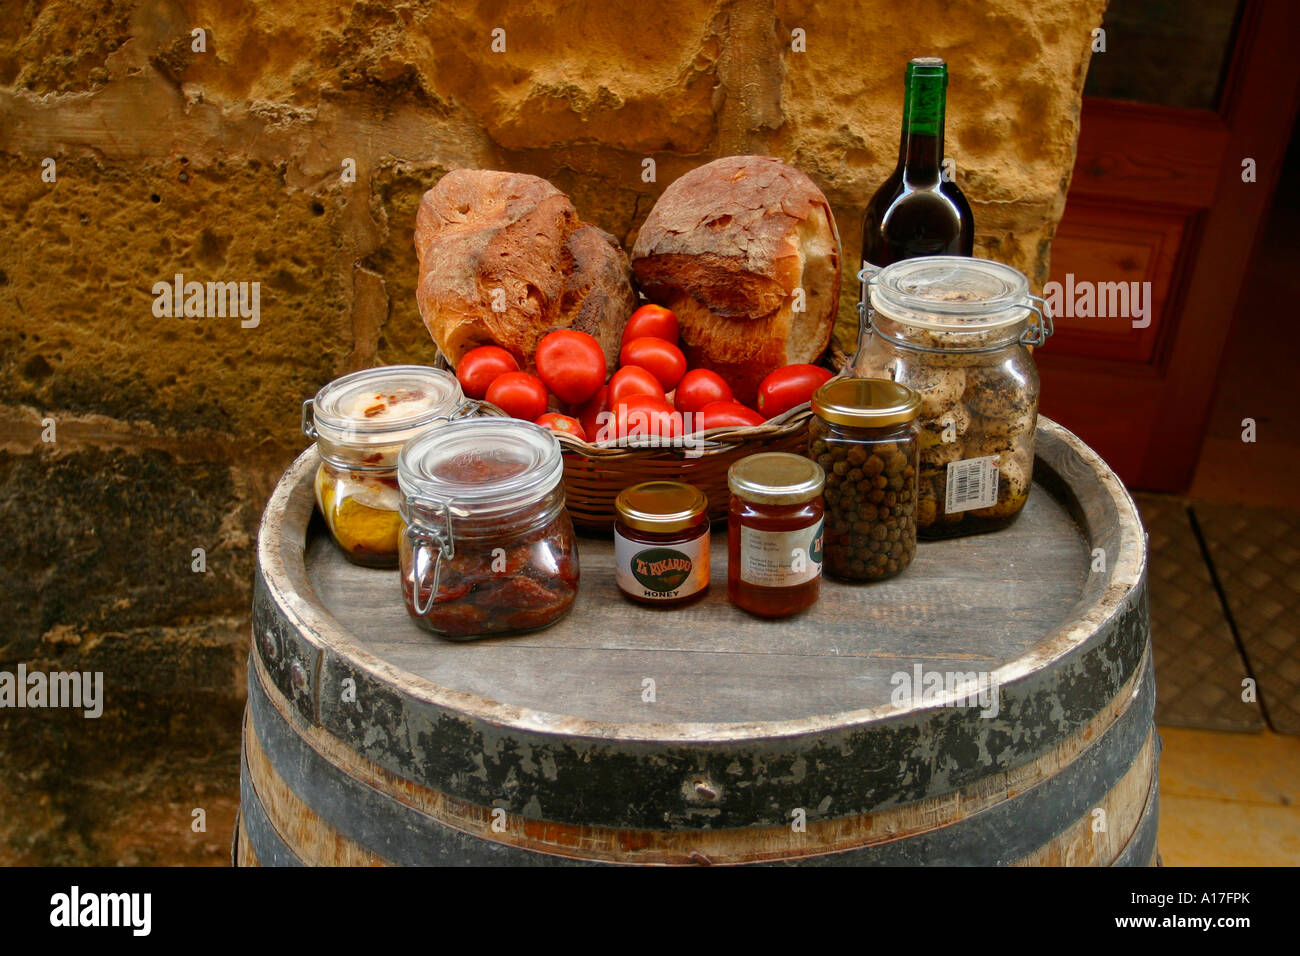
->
xmin=302 ymin=365 xmax=466 ymax=449
xmin=728 ymin=452 xmax=825 ymax=506
xmin=812 ymin=378 xmax=921 ymax=429
xmin=615 ymin=481 xmax=709 ymax=534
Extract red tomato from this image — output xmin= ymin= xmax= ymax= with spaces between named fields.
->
xmin=619 ymin=337 xmax=687 ymax=391
xmin=486 ymin=372 xmax=549 ymax=422
xmin=573 ymin=384 xmax=610 ymax=442
xmin=621 ymin=304 xmax=678 ymax=346
xmin=673 ymin=368 xmax=733 ymax=414
xmin=756 ymin=364 xmax=834 ymax=419
xmin=608 ymin=365 xmax=666 ymax=405
xmin=614 ymin=395 xmax=683 ymax=441
xmin=535 ymin=413 xmax=587 ymax=442
xmin=456 ymin=345 xmax=519 ymax=400
xmin=690 ymin=400 xmax=766 ymax=432
xmin=534 ymin=330 xmax=606 ymax=405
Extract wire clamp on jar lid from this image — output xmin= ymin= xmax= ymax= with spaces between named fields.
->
xmin=301 ymin=398 xmax=318 ymax=439
xmin=1020 ymin=294 xmax=1054 ymax=347
xmin=401 ymin=496 xmax=456 ymax=616
xmin=856 ymin=263 xmax=882 ymax=327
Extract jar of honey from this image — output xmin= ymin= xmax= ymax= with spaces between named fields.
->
xmin=727 ymin=453 xmax=826 ymax=618
xmin=613 ymin=481 xmax=710 ymax=606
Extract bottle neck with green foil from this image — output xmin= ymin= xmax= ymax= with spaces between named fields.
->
xmin=898 ymin=58 xmax=947 ymax=187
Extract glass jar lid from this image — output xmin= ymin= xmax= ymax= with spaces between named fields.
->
xmin=304 ymin=365 xmax=465 ymax=449
xmin=615 ymin=481 xmax=709 ymax=534
xmin=870 ymin=257 xmax=1030 ymax=331
xmin=398 ymin=418 xmax=564 ymax=521
xmin=813 ymin=378 xmax=920 ymax=428
xmin=728 ymin=452 xmax=825 ymax=506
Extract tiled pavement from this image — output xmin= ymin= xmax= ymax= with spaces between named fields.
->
xmin=1135 ymin=493 xmax=1300 ymax=865
xmin=1135 ymin=493 xmax=1298 ymax=735
xmin=1194 ymin=504 xmax=1300 ymax=735
xmin=1134 ymin=494 xmax=1266 ymax=732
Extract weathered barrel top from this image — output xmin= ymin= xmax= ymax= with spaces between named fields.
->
xmin=249 ymin=416 xmax=1151 ymax=847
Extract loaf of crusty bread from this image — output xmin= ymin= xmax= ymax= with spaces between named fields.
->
xmin=631 ymin=155 xmax=841 ymax=404
xmin=415 ymin=169 xmax=635 ymax=373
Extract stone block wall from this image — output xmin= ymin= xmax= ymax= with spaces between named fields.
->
xmin=0 ymin=0 xmax=1106 ymax=863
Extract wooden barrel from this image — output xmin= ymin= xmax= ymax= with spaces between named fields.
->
xmin=235 ymin=417 xmax=1157 ymax=866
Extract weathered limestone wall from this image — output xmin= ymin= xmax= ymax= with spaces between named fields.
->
xmin=0 ymin=0 xmax=1106 ymax=863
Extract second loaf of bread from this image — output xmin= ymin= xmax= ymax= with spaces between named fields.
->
xmin=631 ymin=155 xmax=842 ymax=404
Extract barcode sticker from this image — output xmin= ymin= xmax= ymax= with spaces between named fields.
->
xmin=945 ymin=456 xmax=999 ymax=514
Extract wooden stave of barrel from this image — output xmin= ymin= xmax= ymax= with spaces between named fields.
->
xmin=236 ymin=418 xmax=1156 ymax=866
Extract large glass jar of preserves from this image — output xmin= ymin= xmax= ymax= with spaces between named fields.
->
xmin=302 ymin=365 xmax=471 ymax=567
xmin=727 ymin=453 xmax=826 ymax=618
xmin=853 ymin=257 xmax=1052 ymax=538
xmin=810 ymin=378 xmax=921 ymax=582
xmin=398 ymin=418 xmax=579 ymax=641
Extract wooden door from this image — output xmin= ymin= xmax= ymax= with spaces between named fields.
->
xmin=1038 ymin=0 xmax=1300 ymax=491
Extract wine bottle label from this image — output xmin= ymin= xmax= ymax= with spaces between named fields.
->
xmin=615 ymin=530 xmax=710 ymax=601
xmin=739 ymin=520 xmax=824 ymax=588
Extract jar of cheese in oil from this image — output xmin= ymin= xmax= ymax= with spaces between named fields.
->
xmin=302 ymin=365 xmax=477 ymax=567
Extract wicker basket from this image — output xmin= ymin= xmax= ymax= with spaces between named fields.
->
xmin=555 ymin=410 xmax=812 ymax=531
xmin=435 ymin=341 xmax=847 ymax=532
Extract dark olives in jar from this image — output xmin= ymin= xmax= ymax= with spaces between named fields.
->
xmin=809 ymin=378 xmax=921 ymax=582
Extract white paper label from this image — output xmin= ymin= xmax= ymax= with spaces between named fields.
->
xmin=739 ymin=520 xmax=824 ymax=588
xmin=945 ymin=456 xmax=1000 ymax=514
xmin=615 ymin=530 xmax=710 ymax=601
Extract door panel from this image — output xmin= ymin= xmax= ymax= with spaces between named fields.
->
xmin=1070 ymin=103 xmax=1228 ymax=208
xmin=1045 ymin=199 xmax=1184 ymax=365
xmin=1038 ymin=0 xmax=1300 ymax=490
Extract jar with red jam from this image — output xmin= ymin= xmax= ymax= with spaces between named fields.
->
xmin=727 ymin=453 xmax=826 ymax=618
xmin=302 ymin=365 xmax=470 ymax=567
xmin=397 ymin=419 xmax=579 ymax=641
xmin=613 ymin=481 xmax=710 ymax=606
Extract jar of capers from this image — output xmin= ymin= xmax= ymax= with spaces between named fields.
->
xmin=808 ymin=378 xmax=921 ymax=582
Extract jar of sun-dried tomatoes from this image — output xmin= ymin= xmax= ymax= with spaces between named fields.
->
xmin=397 ymin=418 xmax=579 ymax=640
xmin=727 ymin=453 xmax=826 ymax=618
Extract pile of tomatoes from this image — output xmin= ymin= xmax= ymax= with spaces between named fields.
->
xmin=455 ymin=304 xmax=833 ymax=443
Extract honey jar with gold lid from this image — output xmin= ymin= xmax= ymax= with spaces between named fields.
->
xmin=613 ymin=481 xmax=711 ymax=606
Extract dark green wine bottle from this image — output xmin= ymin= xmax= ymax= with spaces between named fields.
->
xmin=861 ymin=57 xmax=974 ymax=268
